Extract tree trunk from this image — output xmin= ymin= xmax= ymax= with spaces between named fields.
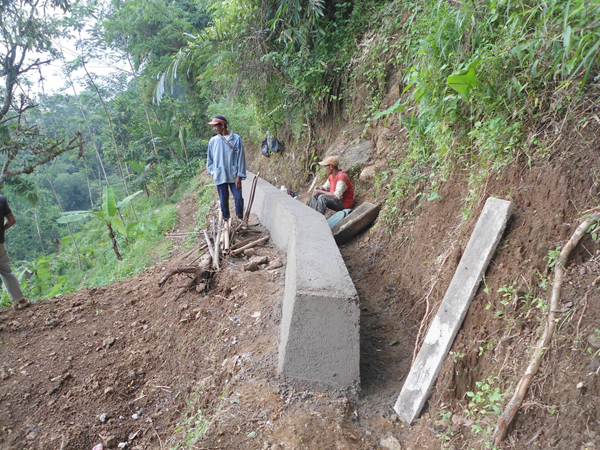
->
xmin=106 ymin=223 xmax=122 ymax=261
xmin=124 ymin=50 xmax=171 ymax=197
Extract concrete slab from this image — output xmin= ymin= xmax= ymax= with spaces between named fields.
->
xmin=331 ymin=202 xmax=380 ymax=245
xmin=394 ymin=197 xmax=514 ymax=424
xmin=242 ymin=173 xmax=360 ymax=389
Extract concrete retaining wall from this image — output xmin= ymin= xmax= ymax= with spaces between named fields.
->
xmin=242 ymin=173 xmax=360 ymax=389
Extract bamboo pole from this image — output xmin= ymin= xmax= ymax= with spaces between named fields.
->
xmin=214 ymin=217 xmax=222 ymax=270
xmin=203 ymin=230 xmax=215 ymax=261
xmin=231 ymin=235 xmax=269 ymax=256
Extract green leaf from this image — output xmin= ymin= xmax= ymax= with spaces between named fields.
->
xmin=447 ymin=68 xmax=479 ymax=95
xmin=112 ymin=217 xmax=127 ymax=237
xmin=102 ymin=186 xmax=117 ymax=219
xmin=57 ymin=211 xmax=91 ymax=224
xmin=117 ymin=190 xmax=143 ymax=210
xmin=36 ymin=266 xmax=52 ymax=280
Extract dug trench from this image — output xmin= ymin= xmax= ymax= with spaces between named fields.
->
xmin=2 ymin=119 xmax=600 ymax=449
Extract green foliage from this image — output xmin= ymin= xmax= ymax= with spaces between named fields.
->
xmin=465 ymin=377 xmax=505 ymax=444
xmin=366 ymin=0 xmax=600 ymax=225
xmin=545 ymin=246 xmax=562 ymax=269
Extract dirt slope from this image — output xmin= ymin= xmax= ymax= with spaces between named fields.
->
xmin=3 ymin=113 xmax=600 ymax=450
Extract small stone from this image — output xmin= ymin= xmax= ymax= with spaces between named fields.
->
xmin=132 ymin=413 xmax=139 ymax=420
xmin=588 ymin=332 xmax=600 ymax=349
xmin=588 ymin=356 xmax=600 ymax=373
xmin=26 ymin=431 xmax=37 ymax=440
xmin=104 ymin=387 xmax=114 ymax=395
xmin=380 ymin=435 xmax=402 ymax=450
xmin=267 ymin=259 xmax=283 ymax=270
xmin=244 ymin=261 xmax=259 ymax=272
xmin=99 ymin=413 xmax=108 ymax=423
xmin=104 ymin=435 xmax=118 ymax=448
xmin=103 ymin=337 xmax=115 ymax=347
xmin=47 ymin=385 xmax=60 ymax=395
xmin=257 ymin=409 xmax=270 ymax=420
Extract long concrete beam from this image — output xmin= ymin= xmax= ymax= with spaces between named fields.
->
xmin=394 ymin=197 xmax=514 ymax=423
xmin=242 ymin=173 xmax=360 ymax=389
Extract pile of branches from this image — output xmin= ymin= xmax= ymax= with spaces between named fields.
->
xmin=158 ymin=175 xmax=267 ymax=299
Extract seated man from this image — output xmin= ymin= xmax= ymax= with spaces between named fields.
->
xmin=309 ymin=156 xmax=354 ymax=215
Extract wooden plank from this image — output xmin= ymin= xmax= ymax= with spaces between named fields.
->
xmin=394 ymin=197 xmax=514 ymax=424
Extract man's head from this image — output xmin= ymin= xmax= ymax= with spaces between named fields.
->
xmin=207 ymin=116 xmax=228 ymax=134
xmin=318 ymin=156 xmax=339 ymax=174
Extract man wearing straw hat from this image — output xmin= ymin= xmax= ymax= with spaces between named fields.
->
xmin=309 ymin=155 xmax=354 ymax=215
xmin=206 ymin=115 xmax=247 ymax=221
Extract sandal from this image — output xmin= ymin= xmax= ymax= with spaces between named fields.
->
xmin=12 ymin=298 xmax=31 ymax=310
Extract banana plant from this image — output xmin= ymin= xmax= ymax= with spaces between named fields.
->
xmin=58 ymin=186 xmax=142 ymax=260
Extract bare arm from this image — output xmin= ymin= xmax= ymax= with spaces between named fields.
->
xmin=4 ymin=212 xmax=16 ymax=231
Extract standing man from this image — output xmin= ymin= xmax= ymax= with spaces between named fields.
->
xmin=206 ymin=116 xmax=247 ymax=221
xmin=309 ymin=156 xmax=355 ymax=215
xmin=0 ymin=194 xmax=29 ymax=309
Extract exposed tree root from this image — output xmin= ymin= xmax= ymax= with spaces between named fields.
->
xmin=158 ymin=254 xmax=213 ymax=299
xmin=492 ymin=211 xmax=600 ymax=446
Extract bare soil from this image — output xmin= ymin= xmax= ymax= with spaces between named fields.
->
xmin=2 ymin=115 xmax=600 ymax=450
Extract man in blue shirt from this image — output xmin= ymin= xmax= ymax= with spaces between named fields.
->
xmin=206 ymin=116 xmax=247 ymax=221
xmin=0 ymin=195 xmax=29 ymax=309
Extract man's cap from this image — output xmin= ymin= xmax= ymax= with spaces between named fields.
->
xmin=207 ymin=115 xmax=228 ymax=126
xmin=318 ymin=156 xmax=339 ymax=167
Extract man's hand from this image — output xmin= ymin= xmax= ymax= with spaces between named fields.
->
xmin=235 ymin=176 xmax=242 ymax=190
xmin=314 ymin=188 xmax=333 ymax=197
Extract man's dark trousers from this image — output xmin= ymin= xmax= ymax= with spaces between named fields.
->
xmin=216 ymin=183 xmax=244 ymax=220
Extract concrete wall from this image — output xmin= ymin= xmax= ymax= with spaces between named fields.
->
xmin=243 ymin=173 xmax=360 ymax=389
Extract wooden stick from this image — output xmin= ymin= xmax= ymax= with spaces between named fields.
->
xmin=181 ymin=243 xmax=208 ymax=261
xmin=203 ymin=230 xmax=215 ymax=261
xmin=165 ymin=232 xmax=202 ymax=236
xmin=243 ymin=172 xmax=260 ymax=222
xmin=492 ymin=212 xmax=600 ymax=446
xmin=214 ymin=213 xmax=223 ymax=270
xmin=189 ymin=248 xmax=208 ymax=265
xmin=230 ymin=236 xmax=258 ymax=251
xmin=223 ymin=218 xmax=230 ymax=251
xmin=231 ymin=235 xmax=269 ymax=255
xmin=243 ymin=178 xmax=255 ymax=222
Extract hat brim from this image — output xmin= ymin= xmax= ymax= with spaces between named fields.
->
xmin=207 ymin=118 xmax=227 ymax=126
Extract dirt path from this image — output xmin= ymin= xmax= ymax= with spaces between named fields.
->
xmin=0 ymin=196 xmax=374 ymax=450
xmin=3 ymin=157 xmax=600 ymax=450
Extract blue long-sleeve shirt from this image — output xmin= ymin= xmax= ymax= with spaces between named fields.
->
xmin=206 ymin=132 xmax=246 ymax=185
